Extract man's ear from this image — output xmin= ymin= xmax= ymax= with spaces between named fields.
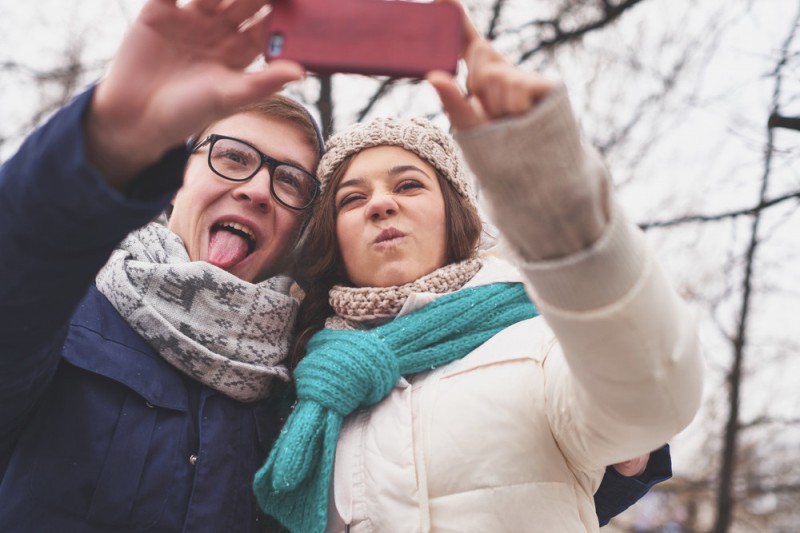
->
xmin=164 ymin=195 xmax=176 ymax=221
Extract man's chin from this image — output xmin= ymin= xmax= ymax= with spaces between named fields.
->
xmin=205 ymin=255 xmax=254 ymax=282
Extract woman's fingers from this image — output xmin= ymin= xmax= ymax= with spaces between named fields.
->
xmin=434 ymin=0 xmax=481 ymax=56
xmin=474 ymin=68 xmax=555 ymax=119
xmin=464 ymin=39 xmax=555 ymax=121
xmin=426 ymin=70 xmax=486 ymax=131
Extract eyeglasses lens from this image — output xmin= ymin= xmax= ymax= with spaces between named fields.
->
xmin=272 ymin=167 xmax=316 ymax=209
xmin=208 ymin=137 xmax=316 ymax=209
xmin=210 ymin=138 xmax=260 ymax=180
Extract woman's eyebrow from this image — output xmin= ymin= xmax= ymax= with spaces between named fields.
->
xmin=388 ymin=164 xmax=432 ymax=179
xmin=336 ymin=177 xmax=365 ymax=191
xmin=336 ymin=164 xmax=433 ymax=192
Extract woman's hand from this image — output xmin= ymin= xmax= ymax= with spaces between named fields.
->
xmin=427 ymin=0 xmax=554 ymax=132
xmin=85 ymin=0 xmax=305 ymax=186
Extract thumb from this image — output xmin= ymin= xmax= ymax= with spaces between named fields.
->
xmin=225 ymin=60 xmax=306 ymax=110
xmin=426 ymin=70 xmax=486 ymax=131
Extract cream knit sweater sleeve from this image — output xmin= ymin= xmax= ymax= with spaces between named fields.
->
xmin=454 ymin=83 xmax=642 ymax=312
xmin=455 ymin=85 xmax=704 ymax=470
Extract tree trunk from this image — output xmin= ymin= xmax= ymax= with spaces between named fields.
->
xmin=317 ymin=75 xmax=334 ymax=138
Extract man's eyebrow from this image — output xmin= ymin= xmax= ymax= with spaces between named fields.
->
xmin=275 ymin=154 xmax=313 ymax=172
xmin=246 ymin=142 xmax=311 ymax=172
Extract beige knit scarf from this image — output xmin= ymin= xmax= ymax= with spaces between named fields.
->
xmin=95 ymin=222 xmax=296 ymax=402
xmin=326 ymin=257 xmax=482 ymax=330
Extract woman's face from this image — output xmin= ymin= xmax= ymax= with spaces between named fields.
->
xmin=334 ymin=145 xmax=448 ymax=288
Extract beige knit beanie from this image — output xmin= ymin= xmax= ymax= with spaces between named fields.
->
xmin=316 ymin=117 xmax=476 ymax=205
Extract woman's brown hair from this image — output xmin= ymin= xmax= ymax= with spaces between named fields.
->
xmin=289 ymin=152 xmax=483 ymax=369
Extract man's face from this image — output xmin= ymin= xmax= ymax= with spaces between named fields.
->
xmin=169 ymin=112 xmax=318 ymax=283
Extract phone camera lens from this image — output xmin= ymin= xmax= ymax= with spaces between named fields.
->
xmin=268 ymin=33 xmax=285 ymax=57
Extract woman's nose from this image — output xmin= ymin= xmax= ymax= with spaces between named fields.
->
xmin=366 ymin=193 xmax=398 ymax=220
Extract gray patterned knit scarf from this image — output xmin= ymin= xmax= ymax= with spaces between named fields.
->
xmin=96 ymin=222 xmax=296 ymax=402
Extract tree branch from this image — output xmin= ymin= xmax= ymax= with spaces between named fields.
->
xmin=739 ymin=415 xmax=800 ymax=430
xmin=486 ymin=0 xmax=508 ymax=41
xmin=639 ymin=190 xmax=800 ymax=230
xmin=356 ymin=78 xmax=398 ymax=123
xmin=768 ymin=113 xmax=800 ymax=131
xmin=518 ymin=0 xmax=648 ymax=61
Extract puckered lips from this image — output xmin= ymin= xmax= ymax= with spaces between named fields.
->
xmin=373 ymin=227 xmax=406 ymax=247
xmin=207 ymin=219 xmax=258 ymax=270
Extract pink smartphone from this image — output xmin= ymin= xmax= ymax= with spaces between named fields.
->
xmin=264 ymin=0 xmax=464 ymax=78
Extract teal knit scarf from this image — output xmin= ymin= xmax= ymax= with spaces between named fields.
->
xmin=253 ymin=282 xmax=538 ymax=532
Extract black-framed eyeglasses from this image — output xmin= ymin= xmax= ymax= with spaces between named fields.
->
xmin=191 ymin=134 xmax=319 ymax=211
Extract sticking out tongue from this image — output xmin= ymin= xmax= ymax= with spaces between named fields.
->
xmin=208 ymin=229 xmax=250 ymax=269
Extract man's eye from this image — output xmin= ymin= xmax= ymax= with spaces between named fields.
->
xmin=221 ymin=149 xmax=250 ymax=165
xmin=276 ymin=172 xmax=301 ymax=190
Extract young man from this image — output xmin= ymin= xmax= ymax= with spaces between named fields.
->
xmin=0 ymin=0 xmax=668 ymax=530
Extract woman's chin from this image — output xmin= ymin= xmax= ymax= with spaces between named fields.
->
xmin=353 ymin=263 xmax=438 ymax=288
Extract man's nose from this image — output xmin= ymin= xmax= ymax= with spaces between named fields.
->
xmin=233 ymin=167 xmax=273 ymax=210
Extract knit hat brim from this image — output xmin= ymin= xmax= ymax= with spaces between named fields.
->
xmin=317 ymin=117 xmax=475 ymax=204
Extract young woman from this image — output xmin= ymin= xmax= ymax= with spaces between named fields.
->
xmin=253 ymin=14 xmax=703 ymax=533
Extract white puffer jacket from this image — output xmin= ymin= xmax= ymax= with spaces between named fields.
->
xmin=326 ymin=88 xmax=703 ymax=532
xmin=327 ymin=247 xmax=702 ymax=532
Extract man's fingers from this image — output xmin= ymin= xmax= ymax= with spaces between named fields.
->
xmin=221 ymin=13 xmax=270 ymax=68
xmin=219 ymin=0 xmax=269 ymax=29
xmin=238 ymin=60 xmax=305 ymax=100
xmin=187 ymin=0 xmax=226 ymax=14
xmin=612 ymin=454 xmax=650 ymax=477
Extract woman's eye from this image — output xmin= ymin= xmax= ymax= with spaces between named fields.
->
xmin=336 ymin=194 xmax=363 ymax=210
xmin=397 ymin=180 xmax=423 ymax=192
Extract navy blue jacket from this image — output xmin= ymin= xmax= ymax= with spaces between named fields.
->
xmin=0 ymin=88 xmax=668 ymax=532
xmin=0 ymin=89 xmax=285 ymax=532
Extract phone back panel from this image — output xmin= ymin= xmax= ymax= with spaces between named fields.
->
xmin=264 ymin=0 xmax=464 ymax=78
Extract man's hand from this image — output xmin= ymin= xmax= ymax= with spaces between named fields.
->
xmin=612 ymin=454 xmax=650 ymax=477
xmin=85 ymin=0 xmax=305 ymax=186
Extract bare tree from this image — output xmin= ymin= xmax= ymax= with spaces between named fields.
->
xmin=711 ymin=6 xmax=800 ymax=532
